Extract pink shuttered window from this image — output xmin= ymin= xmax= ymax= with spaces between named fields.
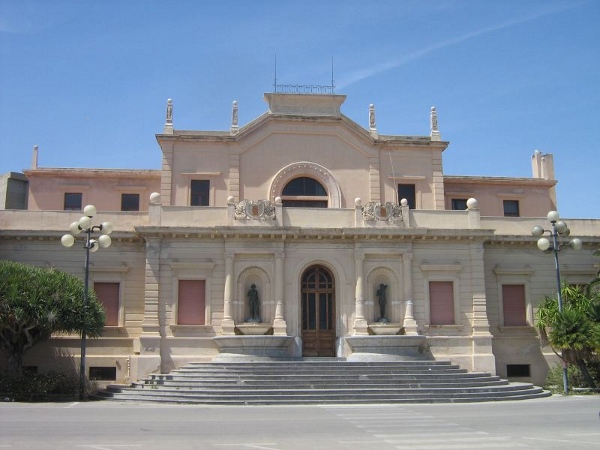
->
xmin=429 ymin=281 xmax=455 ymax=325
xmin=502 ymin=284 xmax=527 ymax=326
xmin=94 ymin=282 xmax=120 ymax=327
xmin=178 ymin=280 xmax=206 ymax=325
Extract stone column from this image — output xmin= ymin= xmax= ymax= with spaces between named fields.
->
xmin=221 ymin=251 xmax=236 ymax=335
xmin=273 ymin=252 xmax=287 ymax=335
xmin=353 ymin=248 xmax=368 ymax=335
xmin=402 ymin=252 xmax=418 ymax=335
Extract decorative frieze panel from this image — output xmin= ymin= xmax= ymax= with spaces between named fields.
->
xmin=362 ymin=202 xmax=403 ymax=224
xmin=234 ymin=200 xmax=276 ymax=220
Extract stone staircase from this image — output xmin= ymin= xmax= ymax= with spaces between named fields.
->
xmin=96 ymin=359 xmax=550 ymax=404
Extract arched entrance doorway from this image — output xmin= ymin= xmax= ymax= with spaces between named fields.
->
xmin=301 ymin=265 xmax=336 ymax=357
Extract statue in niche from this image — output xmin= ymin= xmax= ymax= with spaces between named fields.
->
xmin=376 ymin=283 xmax=389 ymax=323
xmin=247 ymin=284 xmax=261 ymax=322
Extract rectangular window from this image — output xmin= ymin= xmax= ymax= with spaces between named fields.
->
xmin=502 ymin=284 xmax=527 ymax=326
xmin=451 ymin=199 xmax=468 ymax=210
xmin=398 ymin=184 xmax=416 ymax=209
xmin=503 ymin=200 xmax=520 ymax=217
xmin=178 ymin=280 xmax=206 ymax=325
xmin=429 ymin=281 xmax=455 ymax=325
xmin=64 ymin=193 xmax=82 ymax=211
xmin=121 ymin=193 xmax=140 ymax=211
xmin=94 ymin=282 xmax=120 ymax=327
xmin=190 ymin=180 xmax=210 ymax=206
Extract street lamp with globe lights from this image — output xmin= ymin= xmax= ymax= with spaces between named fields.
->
xmin=61 ymin=205 xmax=113 ymax=399
xmin=531 ymin=210 xmax=582 ymax=394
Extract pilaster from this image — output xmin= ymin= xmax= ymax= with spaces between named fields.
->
xmin=469 ymin=241 xmax=495 ymax=373
xmin=139 ymin=236 xmax=163 ymax=368
xmin=141 ymin=237 xmax=162 ymax=336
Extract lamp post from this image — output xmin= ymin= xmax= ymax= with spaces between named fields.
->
xmin=61 ymin=205 xmax=112 ymax=399
xmin=531 ymin=210 xmax=582 ymax=395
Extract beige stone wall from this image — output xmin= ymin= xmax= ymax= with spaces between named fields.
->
xmin=2 ymin=93 xmax=599 ymax=387
xmin=1 ymin=204 xmax=599 ymax=384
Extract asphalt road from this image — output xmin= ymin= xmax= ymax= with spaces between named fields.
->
xmin=1 ymin=395 xmax=599 ymax=449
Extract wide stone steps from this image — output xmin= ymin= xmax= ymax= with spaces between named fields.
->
xmin=97 ymin=360 xmax=550 ymax=404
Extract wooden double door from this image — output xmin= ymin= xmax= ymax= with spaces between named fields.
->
xmin=301 ymin=265 xmax=336 ymax=357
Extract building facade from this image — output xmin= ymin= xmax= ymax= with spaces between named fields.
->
xmin=1 ymin=92 xmax=598 ymax=386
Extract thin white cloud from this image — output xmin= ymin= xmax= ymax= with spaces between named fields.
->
xmin=337 ymin=3 xmax=586 ymax=90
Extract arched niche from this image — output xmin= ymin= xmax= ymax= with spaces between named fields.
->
xmin=236 ymin=267 xmax=272 ymax=324
xmin=366 ymin=267 xmax=401 ymax=323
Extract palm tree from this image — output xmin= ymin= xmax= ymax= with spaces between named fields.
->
xmin=536 ymin=283 xmax=600 ymax=389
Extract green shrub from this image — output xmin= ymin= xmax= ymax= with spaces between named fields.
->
xmin=544 ymin=363 xmax=600 ymax=394
xmin=0 ymin=370 xmax=87 ymax=401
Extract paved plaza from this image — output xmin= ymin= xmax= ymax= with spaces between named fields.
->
xmin=1 ymin=396 xmax=599 ymax=449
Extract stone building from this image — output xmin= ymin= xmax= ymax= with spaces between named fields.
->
xmin=1 ymin=91 xmax=598 ymax=386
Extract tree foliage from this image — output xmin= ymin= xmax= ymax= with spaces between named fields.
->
xmin=586 ymin=248 xmax=600 ymax=298
xmin=536 ymin=282 xmax=600 ymax=389
xmin=0 ymin=260 xmax=105 ymax=375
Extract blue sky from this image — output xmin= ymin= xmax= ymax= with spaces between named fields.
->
xmin=0 ymin=0 xmax=598 ymax=218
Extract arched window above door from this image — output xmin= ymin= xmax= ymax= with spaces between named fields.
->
xmin=270 ymin=161 xmax=342 ymax=208
xmin=281 ymin=177 xmax=328 ymax=208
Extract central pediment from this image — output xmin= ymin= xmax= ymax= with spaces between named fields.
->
xmin=264 ymin=93 xmax=346 ymax=118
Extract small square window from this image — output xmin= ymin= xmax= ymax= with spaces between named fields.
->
xmin=451 ymin=199 xmax=468 ymax=210
xmin=503 ymin=200 xmax=520 ymax=217
xmin=64 ymin=193 xmax=82 ymax=211
xmin=121 ymin=193 xmax=140 ymax=211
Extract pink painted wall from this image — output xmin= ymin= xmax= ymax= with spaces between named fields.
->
xmin=443 ymin=177 xmax=557 ymax=217
xmin=25 ymin=169 xmax=160 ymax=212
